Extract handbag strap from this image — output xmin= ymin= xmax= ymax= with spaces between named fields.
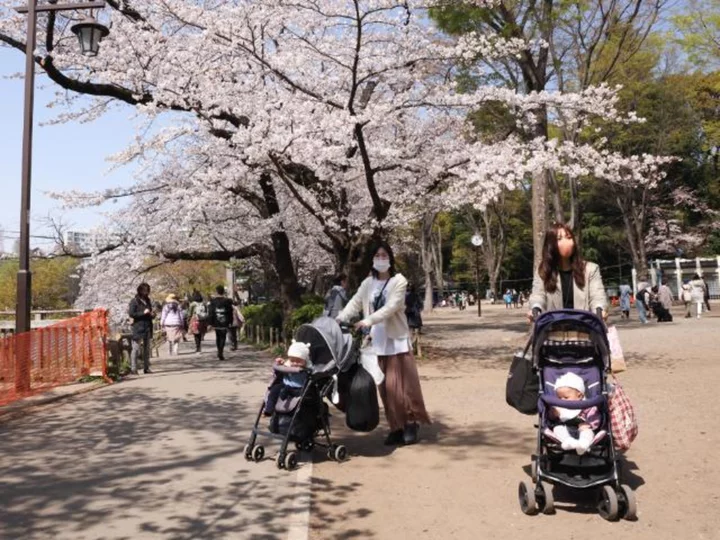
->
xmin=373 ymin=278 xmax=391 ymax=312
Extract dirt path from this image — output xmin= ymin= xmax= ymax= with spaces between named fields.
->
xmin=310 ymin=303 xmax=720 ymax=539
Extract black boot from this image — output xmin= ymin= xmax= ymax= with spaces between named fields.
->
xmin=384 ymin=430 xmax=404 ymax=446
xmin=403 ymin=423 xmax=419 ymax=445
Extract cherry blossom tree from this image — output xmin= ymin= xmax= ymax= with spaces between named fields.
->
xmin=0 ymin=0 xmax=671 ymax=321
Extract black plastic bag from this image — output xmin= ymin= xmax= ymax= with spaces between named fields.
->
xmin=344 ymin=364 xmax=380 ymax=432
xmin=505 ymin=339 xmax=539 ymax=415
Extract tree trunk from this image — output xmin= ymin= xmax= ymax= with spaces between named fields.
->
xmin=258 ymin=173 xmax=302 ymax=330
xmin=532 ymin=169 xmax=549 ymax=272
xmin=615 ymin=188 xmax=650 ymax=282
xmin=431 ymin=221 xmax=445 ymax=299
xmin=420 ymin=211 xmax=437 ymax=311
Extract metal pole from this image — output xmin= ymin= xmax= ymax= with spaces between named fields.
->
xmin=14 ymin=0 xmax=37 ymax=393
xmin=16 ymin=0 xmax=37 ymax=337
xmin=475 ymin=246 xmax=482 ymax=317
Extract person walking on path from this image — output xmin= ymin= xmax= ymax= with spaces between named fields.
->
xmin=161 ymin=293 xmax=185 ymax=356
xmin=527 ymin=223 xmax=608 ymax=319
xmin=619 ymin=284 xmax=632 ymax=319
xmin=209 ymin=285 xmax=234 ymax=360
xmin=681 ymin=280 xmax=694 ymax=318
xmin=228 ymin=301 xmax=244 ymax=351
xmin=128 ymin=283 xmax=155 ymax=374
xmin=323 ymin=274 xmax=348 ymax=319
xmin=702 ymin=276 xmax=712 ymax=312
xmin=690 ymin=273 xmax=707 ymax=319
xmin=187 ymin=291 xmax=209 ymax=352
xmin=338 ymin=241 xmax=431 ymax=446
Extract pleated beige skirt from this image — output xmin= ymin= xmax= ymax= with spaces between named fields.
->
xmin=378 ymin=351 xmax=431 ymax=431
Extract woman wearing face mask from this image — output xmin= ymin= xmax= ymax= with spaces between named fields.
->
xmin=338 ymin=241 xmax=431 ymax=446
xmin=527 ymin=223 xmax=608 ymax=321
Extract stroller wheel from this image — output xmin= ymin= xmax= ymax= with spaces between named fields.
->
xmin=598 ymin=485 xmax=619 ymax=521
xmin=243 ymin=444 xmax=253 ymax=461
xmin=619 ymin=484 xmax=637 ymax=520
xmin=538 ymin=483 xmax=555 ymax=515
xmin=276 ymin=453 xmax=285 ymax=470
xmin=518 ymin=480 xmax=538 ymax=515
xmin=252 ymin=445 xmax=265 ymax=463
xmin=334 ymin=445 xmax=348 ymax=462
xmin=284 ymin=451 xmax=298 ymax=471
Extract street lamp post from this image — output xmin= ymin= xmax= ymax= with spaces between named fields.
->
xmin=13 ymin=0 xmax=108 ymax=391
xmin=471 ymin=234 xmax=483 ymax=317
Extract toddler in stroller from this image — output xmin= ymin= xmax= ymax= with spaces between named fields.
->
xmin=244 ymin=317 xmax=355 ymax=471
xmin=518 ymin=309 xmax=637 ymax=521
xmin=549 ymin=372 xmax=601 ymax=455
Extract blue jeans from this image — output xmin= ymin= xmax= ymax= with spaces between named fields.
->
xmin=636 ymin=302 xmax=648 ymax=323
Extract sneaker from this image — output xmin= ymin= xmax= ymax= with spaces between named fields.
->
xmin=143 ymin=368 xmax=152 ymax=374
xmin=384 ymin=430 xmax=404 ymax=446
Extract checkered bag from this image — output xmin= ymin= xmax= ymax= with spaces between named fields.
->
xmin=609 ymin=376 xmax=638 ymax=451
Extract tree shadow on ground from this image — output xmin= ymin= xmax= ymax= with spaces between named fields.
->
xmin=0 ymin=343 xmax=352 ymax=540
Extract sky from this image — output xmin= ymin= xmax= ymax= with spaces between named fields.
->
xmin=0 ymin=47 xmax=137 ymax=254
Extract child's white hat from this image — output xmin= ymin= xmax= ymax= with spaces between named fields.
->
xmin=555 ymin=372 xmax=585 ymax=395
xmin=287 ymin=340 xmax=311 ymax=363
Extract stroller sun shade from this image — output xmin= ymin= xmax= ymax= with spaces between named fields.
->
xmin=294 ymin=317 xmax=353 ymax=373
xmin=532 ymin=310 xmax=610 ymax=370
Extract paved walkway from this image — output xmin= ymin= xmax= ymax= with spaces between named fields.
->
xmin=0 ymin=340 xmax=310 ymax=540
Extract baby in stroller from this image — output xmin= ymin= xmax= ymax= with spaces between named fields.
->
xmin=549 ymin=372 xmax=600 ymax=455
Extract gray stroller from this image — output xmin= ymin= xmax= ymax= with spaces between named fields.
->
xmin=244 ymin=317 xmax=358 ymax=471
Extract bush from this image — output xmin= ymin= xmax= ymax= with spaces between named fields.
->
xmin=289 ymin=303 xmax=324 ymax=333
xmin=242 ymin=302 xmax=283 ymax=328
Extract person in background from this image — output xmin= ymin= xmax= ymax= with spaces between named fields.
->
xmin=228 ymin=301 xmax=245 ymax=351
xmin=635 ymin=283 xmax=651 ymax=324
xmin=323 ymin=274 xmax=348 ymax=319
xmin=701 ymin=275 xmax=711 ymax=312
xmin=690 ymin=273 xmax=707 ymax=319
xmin=209 ymin=285 xmax=234 ymax=360
xmin=161 ymin=293 xmax=185 ymax=356
xmin=657 ymin=279 xmax=674 ymax=313
xmin=187 ymin=291 xmax=209 ymax=352
xmin=681 ymin=280 xmax=694 ymax=318
xmin=405 ymin=283 xmax=423 ymax=333
xmin=619 ymin=284 xmax=632 ymax=320
xmin=128 ymin=283 xmax=155 ymax=374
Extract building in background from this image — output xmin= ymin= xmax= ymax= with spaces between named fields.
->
xmin=62 ymin=230 xmax=122 ymax=255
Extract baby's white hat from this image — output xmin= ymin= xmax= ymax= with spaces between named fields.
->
xmin=287 ymin=340 xmax=311 ymax=363
xmin=555 ymin=372 xmax=585 ymax=395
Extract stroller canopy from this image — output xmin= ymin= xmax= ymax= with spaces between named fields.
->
xmin=532 ymin=309 xmax=610 ymax=369
xmin=294 ymin=317 xmax=353 ymax=373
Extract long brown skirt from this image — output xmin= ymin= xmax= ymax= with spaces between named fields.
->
xmin=378 ymin=351 xmax=431 ymax=431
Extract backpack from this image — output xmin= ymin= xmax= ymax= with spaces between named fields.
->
xmin=195 ymin=302 xmax=209 ymax=321
xmin=214 ymin=300 xmax=231 ymax=326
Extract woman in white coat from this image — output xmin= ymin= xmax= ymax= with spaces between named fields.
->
xmin=338 ymin=242 xmax=431 ymax=446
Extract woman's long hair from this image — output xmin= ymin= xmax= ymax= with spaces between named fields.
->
xmin=369 ymin=241 xmax=397 ymax=279
xmin=538 ymin=223 xmax=586 ymax=293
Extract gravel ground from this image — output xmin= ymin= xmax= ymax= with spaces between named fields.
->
xmin=310 ymin=302 xmax=720 ymax=539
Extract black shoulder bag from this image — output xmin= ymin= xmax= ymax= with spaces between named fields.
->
xmin=505 ymin=336 xmax=540 ymax=415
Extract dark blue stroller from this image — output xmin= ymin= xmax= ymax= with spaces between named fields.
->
xmin=518 ymin=309 xmax=637 ymax=521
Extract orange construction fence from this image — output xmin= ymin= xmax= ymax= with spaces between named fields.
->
xmin=0 ymin=309 xmax=111 ymax=407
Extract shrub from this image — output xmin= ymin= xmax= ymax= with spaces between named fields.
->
xmin=289 ymin=303 xmax=324 ymax=333
xmin=241 ymin=302 xmax=283 ymax=328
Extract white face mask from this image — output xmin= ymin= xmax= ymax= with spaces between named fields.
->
xmin=373 ymin=258 xmax=391 ymax=273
